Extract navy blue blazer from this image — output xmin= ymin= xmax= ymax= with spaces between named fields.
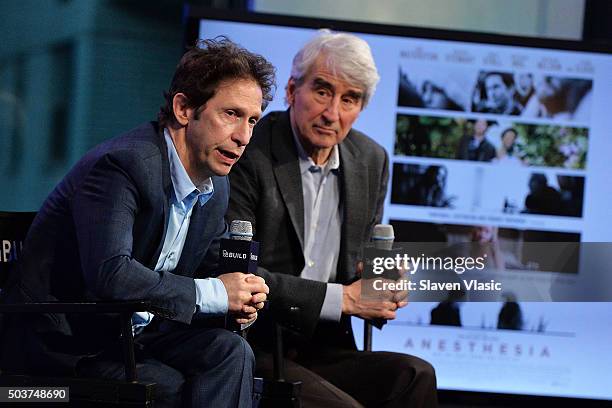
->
xmin=2 ymin=122 xmax=229 ymax=374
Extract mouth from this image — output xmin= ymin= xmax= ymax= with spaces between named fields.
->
xmin=216 ymin=148 xmax=240 ymax=164
xmin=313 ymin=125 xmax=336 ymax=135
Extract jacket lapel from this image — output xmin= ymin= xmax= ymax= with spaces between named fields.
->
xmin=174 ymin=200 xmax=205 ymax=276
xmin=150 ymin=124 xmax=172 ymax=269
xmin=173 ymin=180 xmax=224 ymax=277
xmin=338 ymin=135 xmax=368 ymax=282
xmin=271 ymin=113 xmax=305 ymax=249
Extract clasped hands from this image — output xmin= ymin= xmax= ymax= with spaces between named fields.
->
xmin=219 ymin=272 xmax=269 ymax=325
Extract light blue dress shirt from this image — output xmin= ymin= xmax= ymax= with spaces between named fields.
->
xmin=132 ymin=129 xmax=229 ymax=332
xmin=292 ymin=131 xmax=344 ymax=322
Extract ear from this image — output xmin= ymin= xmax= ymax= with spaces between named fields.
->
xmin=172 ymin=93 xmax=192 ymax=126
xmin=285 ymin=77 xmax=297 ymax=105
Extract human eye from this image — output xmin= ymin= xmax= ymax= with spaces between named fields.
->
xmin=342 ymin=96 xmax=357 ymax=105
xmin=221 ymin=109 xmax=242 ymax=124
xmin=342 ymin=93 xmax=362 ymax=110
xmin=313 ymin=87 xmax=332 ymax=100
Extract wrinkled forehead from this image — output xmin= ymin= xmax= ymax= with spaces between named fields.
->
xmin=304 ymin=54 xmax=365 ymax=92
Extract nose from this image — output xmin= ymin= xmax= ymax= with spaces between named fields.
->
xmin=321 ymin=95 xmax=341 ymax=123
xmin=232 ymin=120 xmax=252 ymax=147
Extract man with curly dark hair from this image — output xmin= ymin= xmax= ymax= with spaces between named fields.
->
xmin=1 ymin=38 xmax=276 ymax=408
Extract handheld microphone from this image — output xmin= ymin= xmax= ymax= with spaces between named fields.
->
xmin=372 ymin=224 xmax=394 ymax=250
xmin=369 ymin=224 xmax=395 ymax=331
xmin=219 ymin=220 xmax=259 ymax=273
xmin=220 ymin=220 xmax=260 ymax=332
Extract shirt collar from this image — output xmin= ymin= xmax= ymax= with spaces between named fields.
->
xmin=292 ymin=129 xmax=340 ymax=176
xmin=164 ymin=128 xmax=214 ymax=206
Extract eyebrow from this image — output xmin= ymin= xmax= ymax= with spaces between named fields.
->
xmin=345 ymin=90 xmax=363 ymax=100
xmin=312 ymin=77 xmax=363 ymax=100
xmin=222 ymin=106 xmax=261 ymax=121
xmin=312 ymin=77 xmax=334 ymax=90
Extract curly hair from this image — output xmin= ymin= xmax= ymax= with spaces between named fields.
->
xmin=158 ymin=37 xmax=276 ymax=127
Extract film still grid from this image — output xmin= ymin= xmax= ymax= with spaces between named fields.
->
xmin=388 ymin=220 xmax=580 ymax=274
xmin=397 ymin=66 xmax=593 ymax=122
xmin=390 ymin=162 xmax=584 ymax=218
xmin=394 ymin=115 xmax=589 ymax=170
xmin=388 ymin=220 xmax=581 ymax=332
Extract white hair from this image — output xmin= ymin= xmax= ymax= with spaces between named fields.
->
xmin=290 ymin=29 xmax=380 ymax=107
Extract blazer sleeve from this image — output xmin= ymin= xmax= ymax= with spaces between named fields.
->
xmin=72 ymin=152 xmax=196 ymax=324
xmin=370 ymin=148 xmax=390 ymax=234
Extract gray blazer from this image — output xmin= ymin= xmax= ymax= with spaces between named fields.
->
xmin=227 ymin=110 xmax=389 ymax=350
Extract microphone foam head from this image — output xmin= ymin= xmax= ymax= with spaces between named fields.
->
xmin=230 ymin=220 xmax=253 ymax=241
xmin=373 ymin=224 xmax=394 ymax=250
xmin=372 ymin=224 xmax=394 ymax=241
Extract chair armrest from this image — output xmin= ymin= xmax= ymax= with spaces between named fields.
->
xmin=0 ymin=300 xmax=169 ymax=316
xmin=0 ymin=300 xmax=168 ymax=383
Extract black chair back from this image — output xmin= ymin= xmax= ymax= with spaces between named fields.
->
xmin=0 ymin=211 xmax=36 ymax=291
xmin=0 ymin=211 xmax=159 ymax=405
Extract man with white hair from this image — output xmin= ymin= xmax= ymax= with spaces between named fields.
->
xmin=228 ymin=30 xmax=437 ymax=408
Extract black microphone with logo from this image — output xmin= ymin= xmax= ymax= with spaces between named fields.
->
xmin=219 ymin=220 xmax=259 ymax=333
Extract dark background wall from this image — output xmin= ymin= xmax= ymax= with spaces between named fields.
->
xmin=0 ymin=0 xmax=608 ymax=211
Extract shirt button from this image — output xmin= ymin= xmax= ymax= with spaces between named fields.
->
xmin=308 ymin=261 xmax=314 ymax=267
xmin=168 ymin=252 xmax=175 ymax=260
